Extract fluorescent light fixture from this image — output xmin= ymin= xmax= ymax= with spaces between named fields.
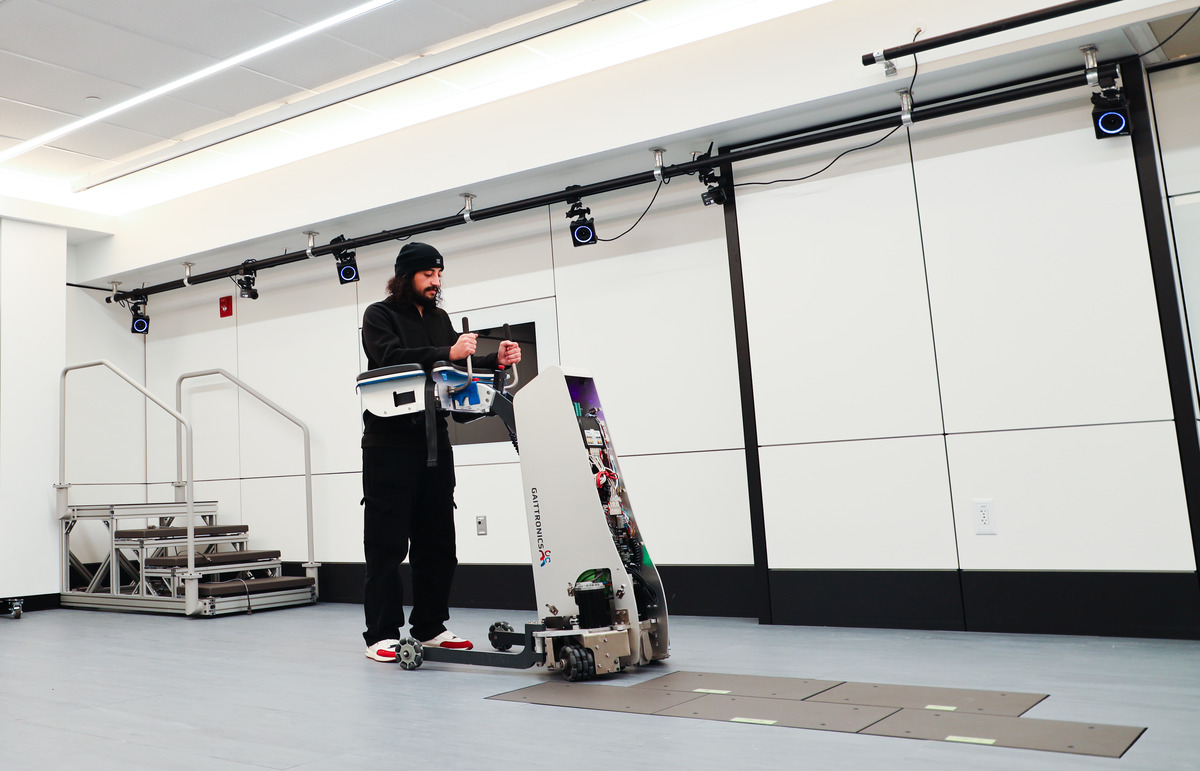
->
xmin=0 ymin=0 xmax=400 ymax=166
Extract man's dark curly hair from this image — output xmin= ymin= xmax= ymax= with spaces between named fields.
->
xmin=386 ymin=272 xmax=441 ymax=309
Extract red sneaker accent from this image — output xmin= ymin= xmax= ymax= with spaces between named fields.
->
xmin=365 ymin=639 xmax=400 ymax=662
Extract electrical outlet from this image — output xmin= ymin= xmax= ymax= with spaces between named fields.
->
xmin=973 ymin=498 xmax=997 ymax=535
xmin=476 ymin=515 xmax=487 ymax=536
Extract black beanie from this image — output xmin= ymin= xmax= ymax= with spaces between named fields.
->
xmin=394 ymin=242 xmax=444 ymax=277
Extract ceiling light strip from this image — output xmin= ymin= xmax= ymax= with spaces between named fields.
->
xmin=0 ymin=0 xmax=400 ymax=165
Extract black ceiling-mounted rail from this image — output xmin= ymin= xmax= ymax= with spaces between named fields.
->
xmin=107 ymin=61 xmax=1119 ymax=305
xmin=861 ymin=0 xmax=1127 ymax=66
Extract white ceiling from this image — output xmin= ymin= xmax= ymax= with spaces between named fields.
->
xmin=0 ymin=0 xmax=642 ymax=182
xmin=0 ymin=0 xmax=1197 ymax=212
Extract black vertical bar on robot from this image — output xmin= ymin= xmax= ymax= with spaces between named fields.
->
xmin=717 ymin=158 xmax=773 ymax=625
xmin=1121 ymin=57 xmax=1200 ymax=597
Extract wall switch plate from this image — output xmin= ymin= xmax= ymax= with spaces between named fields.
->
xmin=476 ymin=515 xmax=487 ymax=536
xmin=973 ymin=498 xmax=997 ymax=535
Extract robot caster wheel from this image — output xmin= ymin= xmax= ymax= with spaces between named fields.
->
xmin=558 ymin=643 xmax=596 ymax=682
xmin=394 ymin=637 xmax=423 ymax=670
xmin=488 ymin=621 xmax=514 ymax=651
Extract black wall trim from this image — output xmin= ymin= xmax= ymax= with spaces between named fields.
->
xmin=717 ymin=158 xmax=773 ymax=625
xmin=961 ymin=571 xmax=1200 ymax=639
xmin=770 ymin=570 xmax=966 ymax=631
xmin=292 ymin=562 xmax=757 ymax=618
xmin=1122 ymin=57 xmax=1200 ymax=596
xmin=659 ymin=565 xmax=757 ymax=617
xmin=767 ymin=570 xmax=1200 ymax=639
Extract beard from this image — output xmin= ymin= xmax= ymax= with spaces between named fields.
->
xmin=415 ymin=285 xmax=441 ymax=309
xmin=391 ymin=273 xmax=441 ymax=309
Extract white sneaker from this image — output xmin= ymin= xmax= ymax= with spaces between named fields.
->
xmin=365 ymin=638 xmax=401 ymax=662
xmin=420 ymin=630 xmax=473 ymax=650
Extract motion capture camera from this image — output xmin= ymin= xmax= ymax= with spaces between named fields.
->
xmin=1091 ymin=89 xmax=1131 ymax=138
xmin=236 ymin=259 xmax=259 ymax=300
xmin=129 ymin=299 xmax=149 ymax=334
xmin=698 ymin=161 xmax=727 ymax=206
xmin=330 ymin=234 xmax=359 ymax=284
xmin=569 ymin=216 xmax=597 ymax=246
xmin=700 ymin=183 xmax=727 ymax=206
xmin=565 ymin=193 xmax=597 ymax=247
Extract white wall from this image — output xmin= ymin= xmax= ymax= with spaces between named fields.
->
xmin=736 ymin=88 xmax=1192 ymax=572
xmin=1151 ymin=61 xmax=1200 ymax=198
xmin=0 ymin=219 xmax=67 ymax=596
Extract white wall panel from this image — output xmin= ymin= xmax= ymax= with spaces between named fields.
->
xmin=453 ymin=462 xmax=531 ymax=565
xmin=0 ymin=219 xmax=67 ymax=595
xmin=63 ymin=287 xmax=147 ymax=487
xmin=761 ymin=436 xmax=958 ymax=570
xmin=238 ymin=474 xmax=312 ymax=561
xmin=948 ymin=421 xmax=1194 ymax=571
xmin=234 ymin=256 xmax=363 ymax=477
xmin=311 ymin=471 xmax=362 ymax=564
xmin=194 ymin=479 xmax=242 ymax=526
xmin=1150 ymin=61 xmax=1200 ymax=197
xmin=912 ymin=98 xmax=1173 ymax=433
xmin=737 ymin=137 xmax=943 ymax=445
xmin=553 ymin=181 xmax=742 ymax=455
xmin=617 ymin=450 xmax=754 ymax=566
xmin=144 ymin=281 xmax=240 ymax=483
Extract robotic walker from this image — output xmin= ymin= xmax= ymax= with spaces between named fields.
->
xmin=356 ymin=331 xmax=669 ymax=681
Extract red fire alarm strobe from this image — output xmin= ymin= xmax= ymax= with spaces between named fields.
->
xmin=220 ymin=296 xmax=233 ymax=318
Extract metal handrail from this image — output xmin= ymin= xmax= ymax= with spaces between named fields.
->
xmin=175 ymin=369 xmax=319 ymax=586
xmin=59 ymin=360 xmax=202 ymax=615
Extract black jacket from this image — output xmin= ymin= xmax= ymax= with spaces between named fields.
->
xmin=360 ymin=299 xmax=498 ymax=448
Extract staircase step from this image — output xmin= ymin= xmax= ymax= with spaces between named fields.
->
xmin=145 ymin=549 xmax=281 ymax=568
xmin=197 ymin=576 xmax=315 ymax=597
xmin=115 ymin=524 xmax=249 ymax=540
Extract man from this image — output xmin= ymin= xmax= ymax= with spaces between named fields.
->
xmin=360 ymin=241 xmax=521 ymax=662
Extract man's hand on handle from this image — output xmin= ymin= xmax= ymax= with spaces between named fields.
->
xmin=449 ymin=333 xmax=477 ymax=360
xmin=498 ymin=341 xmax=522 ymax=366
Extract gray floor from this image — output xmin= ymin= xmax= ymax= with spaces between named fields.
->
xmin=1 ymin=604 xmax=1198 ymax=770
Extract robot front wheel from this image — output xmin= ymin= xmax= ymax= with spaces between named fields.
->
xmin=557 ymin=642 xmax=596 ymax=682
xmin=488 ymin=620 xmax=515 ymax=651
xmin=394 ymin=637 xmax=424 ymax=670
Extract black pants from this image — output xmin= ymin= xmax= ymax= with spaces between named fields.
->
xmin=362 ymin=444 xmax=457 ymax=645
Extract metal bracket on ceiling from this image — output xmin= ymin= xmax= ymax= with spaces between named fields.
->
xmin=110 ymin=281 xmax=122 ymax=303
xmin=461 ymin=193 xmax=476 ymax=223
xmin=304 ymin=231 xmax=319 ymax=259
xmin=1081 ymin=44 xmax=1100 ymax=88
xmin=651 ymin=147 xmax=666 ymax=182
xmin=182 ymin=262 xmax=194 ymax=287
xmin=869 ymin=50 xmax=898 ymax=77
xmin=898 ymin=88 xmax=914 ymax=126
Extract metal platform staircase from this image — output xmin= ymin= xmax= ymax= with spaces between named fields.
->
xmin=58 ymin=361 xmax=319 ymax=616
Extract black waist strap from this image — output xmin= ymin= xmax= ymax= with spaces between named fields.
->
xmin=424 ymin=375 xmax=438 ymax=467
